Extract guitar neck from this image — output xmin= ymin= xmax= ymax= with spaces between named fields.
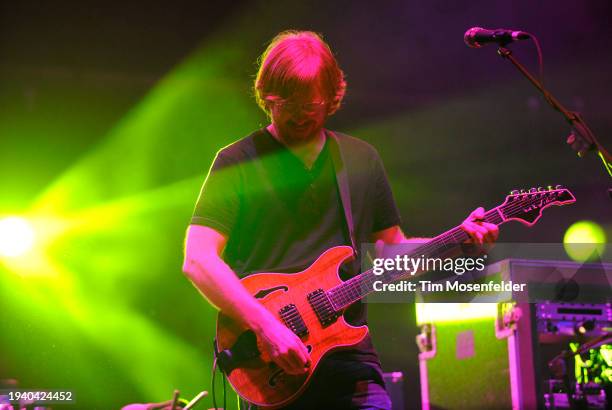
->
xmin=327 ymin=208 xmax=505 ymax=310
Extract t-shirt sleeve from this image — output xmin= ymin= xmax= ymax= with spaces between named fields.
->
xmin=190 ymin=151 xmax=241 ymax=236
xmin=370 ymin=149 xmax=402 ymax=233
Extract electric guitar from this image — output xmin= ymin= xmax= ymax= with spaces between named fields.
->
xmin=215 ymin=186 xmax=575 ymax=408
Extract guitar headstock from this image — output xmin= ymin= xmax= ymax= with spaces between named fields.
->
xmin=499 ymin=185 xmax=576 ymax=226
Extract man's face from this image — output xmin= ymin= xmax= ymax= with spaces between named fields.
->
xmin=268 ymin=83 xmax=329 ymax=146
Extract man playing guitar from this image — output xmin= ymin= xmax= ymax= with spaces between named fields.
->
xmin=182 ymin=30 xmax=498 ymax=409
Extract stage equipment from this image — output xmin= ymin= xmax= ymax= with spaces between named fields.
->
xmin=465 ymin=26 xmax=612 ymax=178
xmin=383 ymin=372 xmax=405 ymax=410
xmin=120 ymin=390 xmax=206 ymax=410
xmin=418 ymin=258 xmax=612 ymax=409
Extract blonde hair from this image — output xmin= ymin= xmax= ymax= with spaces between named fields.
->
xmin=254 ymin=30 xmax=347 ymax=116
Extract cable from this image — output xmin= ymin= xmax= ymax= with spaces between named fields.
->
xmin=212 ymin=356 xmax=218 ymax=410
xmin=223 ymin=365 xmax=227 ymax=410
xmin=598 ymin=150 xmax=612 ymax=176
xmin=211 ymin=345 xmax=227 ymax=410
xmin=527 ymin=32 xmax=558 ymax=113
xmin=529 ymin=31 xmax=612 ymax=175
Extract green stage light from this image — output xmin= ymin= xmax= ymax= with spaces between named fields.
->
xmin=3 ymin=33 xmax=262 ymax=408
xmin=0 ymin=216 xmax=35 ymax=257
xmin=416 ymin=303 xmax=497 ymax=324
xmin=563 ymin=220 xmax=607 ymax=263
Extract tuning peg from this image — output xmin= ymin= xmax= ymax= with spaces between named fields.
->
xmin=538 ymin=186 xmax=545 ymax=192
xmin=529 ymin=188 xmax=537 ymax=193
xmin=547 ymin=185 xmax=553 ymax=190
xmin=520 ymin=189 xmax=526 ymax=194
xmin=510 ymin=189 xmax=520 ymax=195
xmin=555 ymin=184 xmax=563 ymax=190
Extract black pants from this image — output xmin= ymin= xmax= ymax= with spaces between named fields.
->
xmin=240 ymin=357 xmax=392 ymax=410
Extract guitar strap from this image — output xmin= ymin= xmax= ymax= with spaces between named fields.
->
xmin=327 ymin=130 xmax=358 ymax=258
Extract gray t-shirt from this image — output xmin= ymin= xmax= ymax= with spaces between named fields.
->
xmin=191 ymin=128 xmax=401 ymax=361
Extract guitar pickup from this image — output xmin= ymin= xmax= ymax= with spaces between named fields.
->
xmin=279 ymin=304 xmax=309 ymax=338
xmin=307 ymin=289 xmax=338 ymax=327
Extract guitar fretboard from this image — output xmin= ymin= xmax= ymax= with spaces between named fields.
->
xmin=326 ymin=209 xmax=504 ymax=310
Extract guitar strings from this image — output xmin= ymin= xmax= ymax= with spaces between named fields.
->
xmin=329 ymin=191 xmax=566 ymax=308
xmin=278 ymin=193 xmax=560 ymax=326
xmin=267 ymin=192 xmax=566 ymax=332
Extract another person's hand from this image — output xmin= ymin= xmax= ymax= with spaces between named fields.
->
xmin=255 ymin=313 xmax=311 ymax=376
xmin=460 ymin=207 xmax=499 ymax=253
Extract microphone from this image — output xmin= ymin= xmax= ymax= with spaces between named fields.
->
xmin=464 ymin=27 xmax=530 ymax=48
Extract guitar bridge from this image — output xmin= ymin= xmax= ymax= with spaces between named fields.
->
xmin=307 ymin=289 xmax=338 ymax=327
xmin=279 ymin=304 xmax=309 ymax=338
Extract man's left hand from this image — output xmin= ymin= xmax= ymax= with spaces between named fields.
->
xmin=460 ymin=207 xmax=499 ymax=252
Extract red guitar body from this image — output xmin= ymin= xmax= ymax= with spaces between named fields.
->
xmin=216 ymin=246 xmax=366 ymax=409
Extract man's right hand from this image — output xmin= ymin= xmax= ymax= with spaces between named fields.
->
xmin=255 ymin=313 xmax=311 ymax=375
xmin=183 ymin=226 xmax=311 ymax=376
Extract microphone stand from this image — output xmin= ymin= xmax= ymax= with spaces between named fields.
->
xmin=496 ymin=46 xmax=612 ymax=181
